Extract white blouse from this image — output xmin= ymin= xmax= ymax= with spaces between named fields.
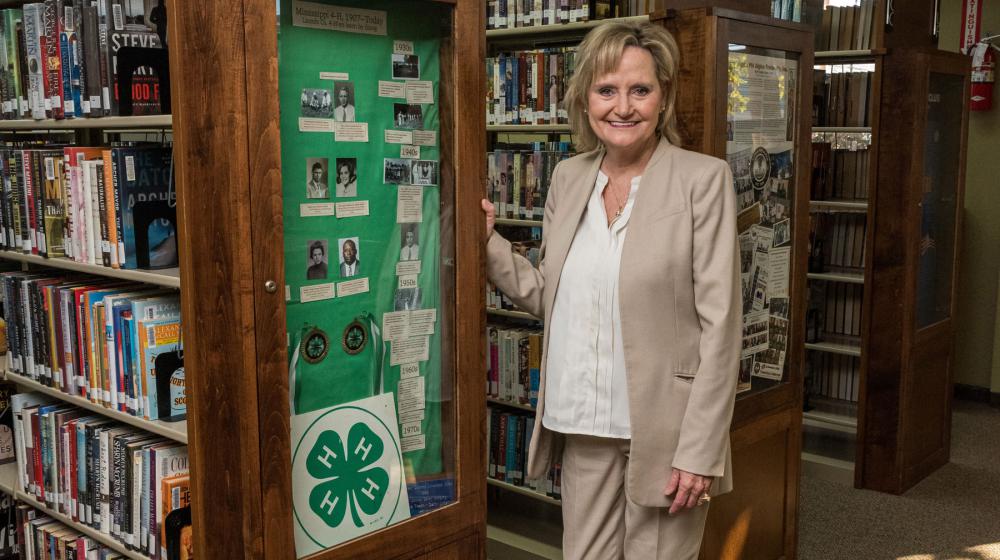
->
xmin=541 ymin=171 xmax=640 ymax=439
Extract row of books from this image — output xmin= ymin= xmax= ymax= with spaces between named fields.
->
xmin=770 ymin=0 xmax=802 ymax=22
xmin=2 ymin=271 xmax=184 ymax=422
xmin=487 ymin=406 xmax=562 ymax=500
xmin=806 ymin=352 xmax=860 ymax=402
xmin=806 ymin=281 xmax=863 ymax=342
xmin=12 ymin=392 xmax=189 ymax=559
xmin=16 ymin=503 xmax=133 ymax=559
xmin=817 ymin=2 xmax=876 ymax=51
xmin=809 ymin=212 xmax=866 ymax=272
xmin=486 ymin=0 xmax=650 ymax=30
xmin=0 ymin=1 xmax=167 ymax=120
xmin=487 ymin=146 xmax=571 ymax=220
xmin=812 ymin=66 xmax=874 ymax=128
xmin=0 ymin=144 xmax=177 ymax=271
xmin=486 ymin=324 xmax=542 ymax=407
xmin=486 ymin=47 xmax=576 ymax=126
xmin=810 ymin=142 xmax=870 ymax=201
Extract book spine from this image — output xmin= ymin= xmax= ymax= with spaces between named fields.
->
xmin=31 ymin=151 xmax=47 ymax=257
xmin=58 ymin=0 xmax=74 ymax=117
xmin=43 ymin=0 xmax=64 ymax=119
xmin=104 ymin=150 xmax=119 ymax=268
xmin=95 ymin=158 xmax=109 ymax=266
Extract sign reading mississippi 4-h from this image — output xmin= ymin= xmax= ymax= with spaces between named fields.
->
xmin=292 ymin=393 xmax=411 ymax=556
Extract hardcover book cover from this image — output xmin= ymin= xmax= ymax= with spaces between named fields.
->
xmin=111 ymin=146 xmax=175 ymax=270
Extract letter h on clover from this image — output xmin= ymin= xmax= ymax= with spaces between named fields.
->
xmin=307 ymin=423 xmax=390 ymax=528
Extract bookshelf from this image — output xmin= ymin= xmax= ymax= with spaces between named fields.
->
xmin=0 ymin=115 xmax=172 ymax=131
xmin=0 ymin=250 xmax=181 ymax=288
xmin=16 ymin=491 xmax=149 ymax=560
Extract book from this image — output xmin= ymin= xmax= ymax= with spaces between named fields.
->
xmin=111 ymin=146 xmax=176 ymax=269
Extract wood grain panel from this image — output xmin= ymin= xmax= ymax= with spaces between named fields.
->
xmin=166 ymin=1 xmax=264 ymax=557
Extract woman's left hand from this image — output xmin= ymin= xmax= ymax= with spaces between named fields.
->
xmin=664 ymin=468 xmax=713 ymax=515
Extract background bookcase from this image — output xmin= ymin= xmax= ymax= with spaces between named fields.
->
xmin=796 ymin=0 xmax=970 ymax=495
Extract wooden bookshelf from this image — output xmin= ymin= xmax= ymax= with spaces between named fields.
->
xmin=5 ymin=371 xmax=188 ymax=444
xmin=485 ymin=14 xmax=649 ymax=39
xmin=804 ymin=341 xmax=862 ymax=357
xmin=487 ymin=397 xmax=535 ymax=412
xmin=815 ymin=49 xmax=884 ymax=59
xmin=812 ymin=126 xmax=872 ymax=133
xmin=16 ymin=491 xmax=148 ymax=560
xmin=809 ymin=200 xmax=869 ymax=212
xmin=0 ymin=251 xmax=181 ymax=288
xmin=495 ymin=218 xmax=544 ymax=228
xmin=486 ymin=479 xmax=560 ymax=506
xmin=487 ymin=124 xmax=572 ymax=133
xmin=802 ymin=409 xmax=857 ymax=433
xmin=0 ymin=115 xmax=171 ymax=131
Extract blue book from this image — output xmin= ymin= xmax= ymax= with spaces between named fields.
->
xmin=112 ymin=146 xmax=176 ymax=270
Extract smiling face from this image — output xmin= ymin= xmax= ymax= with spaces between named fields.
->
xmin=587 ymin=46 xmax=664 ymax=159
xmin=338 ymin=163 xmax=351 ymax=185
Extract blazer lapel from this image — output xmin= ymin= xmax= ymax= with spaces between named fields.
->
xmin=543 ymin=148 xmax=604 ymax=317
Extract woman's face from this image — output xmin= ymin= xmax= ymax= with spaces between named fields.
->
xmin=311 ymin=247 xmax=323 ymax=264
xmin=339 ymin=165 xmax=350 ymax=184
xmin=587 ymin=46 xmax=664 ymax=157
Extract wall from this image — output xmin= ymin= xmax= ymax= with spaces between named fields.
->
xmin=939 ymin=0 xmax=1000 ymax=393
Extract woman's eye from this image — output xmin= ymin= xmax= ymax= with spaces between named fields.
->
xmin=632 ymin=87 xmax=650 ymax=96
xmin=598 ymin=87 xmax=614 ymax=96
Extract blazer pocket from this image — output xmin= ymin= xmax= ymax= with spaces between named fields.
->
xmin=647 ymin=204 xmax=687 ymax=223
xmin=673 ymin=373 xmax=695 ymax=384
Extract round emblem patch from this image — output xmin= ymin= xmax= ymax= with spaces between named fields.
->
xmin=750 ymin=146 xmax=771 ymax=190
xmin=301 ymin=328 xmax=330 ymax=364
xmin=342 ymin=320 xmax=368 ymax=355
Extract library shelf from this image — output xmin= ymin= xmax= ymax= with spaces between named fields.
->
xmin=0 ymin=461 xmax=15 ymax=495
xmin=0 ymin=115 xmax=172 ymax=131
xmin=487 ymin=396 xmax=535 ymax=413
xmin=811 ymin=126 xmax=873 ymax=133
xmin=806 ymin=271 xmax=865 ymax=284
xmin=5 ymin=371 xmax=188 ymax=445
xmin=486 ymin=478 xmax=560 ymax=506
xmin=487 ymin=124 xmax=572 ymax=133
xmin=804 ymin=341 xmax=862 ymax=357
xmin=809 ymin=200 xmax=868 ymax=213
xmin=485 ymin=14 xmax=649 ymax=40
xmin=487 ymin=308 xmax=540 ymax=321
xmin=800 ymin=451 xmax=855 ymax=485
xmin=814 ymin=49 xmax=884 ymax=60
xmin=16 ymin=490 xmax=147 ymax=560
xmin=0 ymin=251 xmax=181 ymax=289
xmin=495 ymin=218 xmax=544 ymax=228
xmin=802 ymin=409 xmax=857 ymax=433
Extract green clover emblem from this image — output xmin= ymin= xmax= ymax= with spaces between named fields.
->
xmin=307 ymin=422 xmax=389 ymax=528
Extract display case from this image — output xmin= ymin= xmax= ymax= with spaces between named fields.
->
xmin=861 ymin=48 xmax=969 ymax=494
xmin=168 ymin=0 xmax=485 ymax=557
xmin=654 ymin=8 xmax=813 ymax=559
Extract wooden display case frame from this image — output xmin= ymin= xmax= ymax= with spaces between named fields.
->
xmin=167 ymin=0 xmax=486 ymax=558
xmin=654 ymin=8 xmax=813 ymax=559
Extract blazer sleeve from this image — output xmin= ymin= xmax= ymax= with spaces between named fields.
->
xmin=485 ymin=163 xmax=561 ymax=319
xmin=671 ymin=160 xmax=742 ymax=478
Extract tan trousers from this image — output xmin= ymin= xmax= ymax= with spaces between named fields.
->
xmin=560 ymin=434 xmax=710 ymax=560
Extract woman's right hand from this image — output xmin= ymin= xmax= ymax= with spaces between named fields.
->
xmin=481 ymin=199 xmax=496 ymax=239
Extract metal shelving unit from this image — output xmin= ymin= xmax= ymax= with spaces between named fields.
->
xmin=17 ymin=491 xmax=148 ymax=560
xmin=0 ymin=114 xmax=172 ymax=131
xmin=6 ymin=371 xmax=188 ymax=444
xmin=0 ymin=251 xmax=180 ymax=288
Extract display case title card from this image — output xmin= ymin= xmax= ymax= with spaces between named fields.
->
xmin=292 ymin=1 xmax=387 ymax=36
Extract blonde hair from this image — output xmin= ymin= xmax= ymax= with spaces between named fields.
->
xmin=566 ymin=21 xmax=681 ymax=153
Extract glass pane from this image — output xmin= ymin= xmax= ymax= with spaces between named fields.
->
xmin=916 ymin=72 xmax=964 ymax=328
xmin=276 ymin=1 xmax=456 ymax=555
xmin=726 ymin=45 xmax=798 ymax=395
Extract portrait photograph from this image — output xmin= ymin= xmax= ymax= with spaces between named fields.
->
xmin=410 ymin=159 xmax=439 ymax=186
xmin=332 ymin=80 xmax=356 ymax=122
xmin=391 ymin=53 xmax=420 ymax=80
xmin=334 ymin=158 xmax=358 ymax=198
xmin=338 ymin=237 xmax=361 ymax=278
xmin=299 ymin=88 xmax=333 ymax=119
xmin=305 ymin=157 xmax=329 ymax=199
xmin=306 ymin=239 xmax=329 ymax=280
xmin=383 ymin=158 xmax=412 ymax=184
xmin=393 ymin=103 xmax=424 ymax=130
xmin=400 ymin=224 xmax=420 ymax=261
xmin=393 ymin=287 xmax=423 ymax=311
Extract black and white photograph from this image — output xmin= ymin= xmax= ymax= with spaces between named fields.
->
xmin=393 ymin=103 xmax=424 ymax=129
xmin=400 ymin=224 xmax=420 ymax=261
xmin=305 ymin=157 xmax=329 ymax=199
xmin=300 ymin=88 xmax=333 ymax=119
xmin=391 ymin=53 xmax=420 ymax=80
xmin=338 ymin=237 xmax=360 ymax=278
xmin=335 ymin=158 xmax=358 ymax=197
xmin=306 ymin=239 xmax=329 ymax=280
xmin=773 ymin=218 xmax=791 ymax=247
xmin=409 ymin=160 xmax=439 ymax=186
xmin=394 ymin=287 xmax=423 ymax=311
xmin=332 ymin=80 xmax=356 ymax=122
xmin=769 ymin=296 xmax=789 ymax=319
xmin=384 ymin=158 xmax=412 ymax=184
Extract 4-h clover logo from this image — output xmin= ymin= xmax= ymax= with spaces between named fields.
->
xmin=291 ymin=397 xmax=409 ymax=555
xmin=307 ymin=423 xmax=388 ymax=528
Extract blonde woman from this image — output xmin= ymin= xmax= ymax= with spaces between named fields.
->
xmin=482 ymin=21 xmax=740 ymax=559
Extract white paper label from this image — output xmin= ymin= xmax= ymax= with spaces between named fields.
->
xmin=299 ymin=203 xmax=336 ymax=217
xmin=125 ymin=156 xmax=136 ymax=181
xmin=397 ymin=275 xmax=419 ymax=289
xmin=337 ymin=277 xmax=370 ymax=297
xmin=298 ymin=118 xmax=336 ymax=132
xmin=300 ymin=283 xmax=336 ymax=303
xmin=384 ymin=130 xmax=413 ymax=144
xmin=319 ymin=71 xmax=349 ymax=80
xmin=382 ymin=311 xmax=411 ymax=342
xmin=378 ymin=81 xmax=407 ymax=99
xmin=405 ymin=81 xmax=434 ymax=104
xmin=395 ymin=261 xmax=421 ymax=276
xmin=409 ymin=309 xmax=436 ymax=336
xmin=396 ymin=185 xmax=423 ymax=223
xmin=292 ymin=1 xmax=387 ymax=35
xmin=390 ymin=336 xmax=430 ymax=366
xmin=400 ymin=145 xmax=420 ymax=159
xmin=401 ymin=422 xmax=422 ymax=437
xmin=393 ymin=40 xmax=414 ymax=54
xmin=334 ymin=122 xmax=369 ymax=142
xmin=412 ymin=130 xmax=437 ymax=146
xmin=335 ymin=200 xmax=369 ymax=218
xmin=399 ymin=363 xmax=420 ymax=379
xmin=401 ymin=434 xmax=425 ymax=453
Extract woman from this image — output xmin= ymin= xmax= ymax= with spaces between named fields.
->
xmin=336 ymin=160 xmax=358 ymax=197
xmin=481 ymin=22 xmax=740 ymax=559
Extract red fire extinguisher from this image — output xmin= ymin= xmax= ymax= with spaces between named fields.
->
xmin=969 ymin=41 xmax=996 ymax=111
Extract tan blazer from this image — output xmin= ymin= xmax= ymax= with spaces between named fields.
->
xmin=486 ymin=137 xmax=741 ymax=508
